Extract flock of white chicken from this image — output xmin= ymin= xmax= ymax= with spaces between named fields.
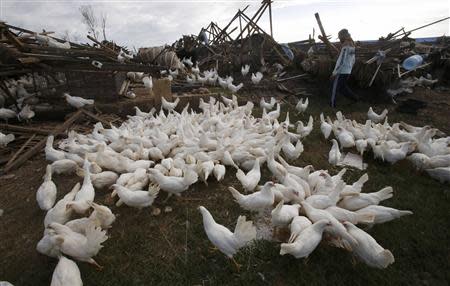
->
xmin=185 ymin=62 xmax=263 ymax=94
xmin=321 ymin=106 xmax=450 ymax=183
xmin=24 ymin=90 xmax=443 ymax=284
xmin=0 ymin=75 xmax=39 ymax=125
xmin=0 ymin=76 xmax=96 ymax=148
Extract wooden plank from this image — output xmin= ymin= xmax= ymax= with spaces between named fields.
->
xmin=18 ymin=57 xmax=40 ymax=64
xmin=369 ymin=63 xmax=382 ymax=87
xmin=277 ymin=74 xmax=308 ymax=82
xmin=4 ymin=30 xmax=25 ymax=49
xmin=399 ymin=62 xmax=431 ymax=78
xmin=0 ymin=124 xmax=64 ymax=136
xmin=2 ymin=110 xmax=83 ymax=173
xmin=81 ymin=109 xmax=111 ymax=127
xmin=4 ymin=134 xmax=36 ymax=168
xmin=118 ymin=79 xmax=130 ymax=96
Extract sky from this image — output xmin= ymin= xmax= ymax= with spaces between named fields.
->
xmin=1 ymin=0 xmax=449 ymax=49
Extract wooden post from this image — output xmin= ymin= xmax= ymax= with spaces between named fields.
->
xmin=234 ymin=2 xmax=267 ymax=41
xmin=268 ymin=0 xmax=273 ymax=38
xmin=314 ymin=12 xmax=339 ymax=55
xmin=239 ymin=10 xmax=244 ymax=63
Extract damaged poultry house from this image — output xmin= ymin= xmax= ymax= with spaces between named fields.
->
xmin=0 ymin=22 xmax=166 ymax=115
xmin=172 ymin=0 xmax=292 ymax=77
xmin=0 ymin=22 xmax=170 ymax=172
xmin=1 ymin=0 xmax=450 ymax=285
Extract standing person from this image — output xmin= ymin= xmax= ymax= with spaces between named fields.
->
xmin=330 ymin=29 xmax=358 ymax=108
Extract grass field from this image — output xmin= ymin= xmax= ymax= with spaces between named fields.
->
xmin=0 ymin=85 xmax=449 ymax=285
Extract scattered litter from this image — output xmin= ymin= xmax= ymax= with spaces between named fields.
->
xmin=338 ymin=153 xmax=368 ymax=170
xmin=151 ymin=208 xmax=161 ymax=216
xmin=164 ymin=206 xmax=173 ymax=213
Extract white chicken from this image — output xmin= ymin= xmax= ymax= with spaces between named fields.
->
xmin=45 ymin=135 xmax=65 ymax=162
xmin=148 ymin=168 xmax=198 ymax=199
xmin=260 ymin=97 xmax=276 ymax=110
xmin=367 ymin=107 xmax=388 ymax=123
xmin=355 ymin=205 xmax=413 ymax=225
xmin=301 ymin=201 xmax=358 ymax=248
xmin=44 ymin=183 xmax=80 ymax=227
xmin=198 ymin=206 xmax=256 ymax=268
xmin=18 ymin=104 xmax=35 ymax=121
xmin=228 ymin=182 xmax=274 ymax=212
xmin=161 ymin=97 xmax=180 ymax=112
xmin=288 ymin=216 xmax=312 ymax=243
xmin=338 ymin=186 xmax=393 ymax=211
xmin=241 ymin=64 xmax=250 ymax=77
xmin=343 ymin=222 xmax=395 ymax=268
xmin=227 ymin=82 xmax=243 ymax=94
xmin=235 ymin=158 xmax=261 ymax=192
xmin=50 ymin=256 xmax=83 ymax=286
xmin=0 ymin=132 xmax=15 ymax=147
xmin=425 ymin=167 xmax=450 ymax=184
xmin=36 ymin=165 xmax=58 ymax=211
xmin=251 ymin=72 xmax=263 ymax=85
xmin=280 ymin=219 xmax=330 ymax=258
xmin=142 ymin=76 xmax=153 ymax=89
xmin=48 ymin=222 xmax=108 ymax=269
xmin=328 ymin=139 xmax=341 ymax=166
xmin=182 ymin=57 xmax=193 ymax=67
xmin=271 ymin=200 xmax=301 ymax=227
xmin=0 ymin=108 xmax=16 ymax=122
xmin=111 ymin=184 xmax=159 ymax=209
xmin=67 ymin=159 xmax=95 ymax=214
xmin=296 ymin=116 xmax=313 ymax=138
xmin=320 ymin=113 xmax=332 ymax=139
xmin=64 ymin=93 xmax=94 ymax=109
xmin=295 ymin=98 xmax=308 ymax=113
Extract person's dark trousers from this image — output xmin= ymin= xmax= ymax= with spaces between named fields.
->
xmin=331 ymin=74 xmax=358 ymax=107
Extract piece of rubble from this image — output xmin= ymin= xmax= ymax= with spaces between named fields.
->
xmin=151 ymin=207 xmax=161 ymax=216
xmin=164 ymin=206 xmax=173 ymax=213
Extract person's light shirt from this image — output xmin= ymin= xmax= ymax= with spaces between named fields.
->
xmin=332 ymin=46 xmax=355 ymax=75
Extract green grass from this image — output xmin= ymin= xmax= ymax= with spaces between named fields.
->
xmin=1 ymin=86 xmax=450 ymax=285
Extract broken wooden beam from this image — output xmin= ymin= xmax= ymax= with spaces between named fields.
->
xmin=0 ymin=124 xmax=64 ymax=136
xmin=4 ymin=134 xmax=36 ymax=169
xmin=81 ymin=109 xmax=112 ymax=127
xmin=277 ymin=74 xmax=308 ymax=82
xmin=399 ymin=62 xmax=432 ymax=78
xmin=314 ymin=13 xmax=339 ymax=55
xmin=2 ymin=110 xmax=83 ymax=173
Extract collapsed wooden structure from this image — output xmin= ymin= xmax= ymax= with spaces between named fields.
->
xmin=174 ymin=0 xmax=291 ymax=74
xmin=0 ymin=22 xmax=163 ymax=109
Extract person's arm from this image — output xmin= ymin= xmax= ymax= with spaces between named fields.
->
xmin=332 ymin=47 xmax=349 ymax=76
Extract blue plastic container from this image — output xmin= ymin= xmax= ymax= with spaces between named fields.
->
xmin=402 ymin=55 xmax=423 ymax=71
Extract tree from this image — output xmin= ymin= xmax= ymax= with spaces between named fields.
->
xmin=79 ymin=5 xmax=107 ymax=41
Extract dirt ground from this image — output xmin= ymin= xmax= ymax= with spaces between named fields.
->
xmin=0 ymin=82 xmax=449 ymax=285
